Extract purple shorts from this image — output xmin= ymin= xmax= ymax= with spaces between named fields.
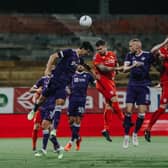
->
xmin=68 ymin=97 xmax=86 ymax=117
xmin=126 ymin=85 xmax=150 ymax=105
xmin=42 ymin=84 xmax=66 ymax=100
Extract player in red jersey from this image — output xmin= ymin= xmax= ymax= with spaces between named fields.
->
xmin=144 ymin=37 xmax=168 ymax=142
xmin=29 ymin=84 xmax=43 ymax=152
xmin=93 ymin=39 xmax=124 ymax=142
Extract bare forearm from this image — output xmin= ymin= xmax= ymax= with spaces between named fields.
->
xmin=123 ymin=61 xmax=144 ymax=72
xmin=123 ymin=64 xmax=136 ymax=72
xmin=151 ymin=44 xmax=165 ymax=54
xmin=97 ymin=64 xmax=115 ymax=73
xmin=45 ymin=53 xmax=58 ymax=75
xmin=151 ymin=38 xmax=168 ymax=54
xmin=29 ymin=88 xmax=39 ymax=93
xmin=115 ymin=65 xmax=124 ymax=71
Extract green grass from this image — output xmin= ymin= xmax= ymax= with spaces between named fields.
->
xmin=0 ymin=137 xmax=168 ymax=168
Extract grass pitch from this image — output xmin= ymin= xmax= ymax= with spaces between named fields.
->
xmin=0 ymin=137 xmax=168 ymax=168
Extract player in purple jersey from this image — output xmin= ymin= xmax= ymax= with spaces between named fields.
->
xmin=34 ymin=94 xmax=64 ymax=159
xmin=29 ymin=75 xmax=50 ymax=152
xmin=29 ymin=76 xmax=64 ymax=159
xmin=122 ymin=38 xmax=154 ymax=148
xmin=28 ymin=41 xmax=94 ymax=140
xmin=64 ymin=64 xmax=95 ymax=151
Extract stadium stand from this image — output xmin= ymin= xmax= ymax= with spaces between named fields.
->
xmin=0 ymin=61 xmax=45 ymax=86
xmin=0 ymin=14 xmax=165 ymax=86
xmin=0 ymin=14 xmax=75 ymax=34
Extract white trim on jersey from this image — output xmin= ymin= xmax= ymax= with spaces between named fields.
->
xmin=59 ymin=51 xmax=64 ymax=58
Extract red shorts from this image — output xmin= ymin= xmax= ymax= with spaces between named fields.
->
xmin=96 ymin=76 xmax=117 ymax=101
xmin=160 ymin=83 xmax=168 ymax=104
xmin=33 ymin=109 xmax=42 ymax=124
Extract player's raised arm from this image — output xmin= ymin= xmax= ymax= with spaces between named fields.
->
xmin=151 ymin=37 xmax=168 ymax=55
xmin=115 ymin=64 xmax=124 ymax=71
xmin=45 ymin=53 xmax=59 ymax=76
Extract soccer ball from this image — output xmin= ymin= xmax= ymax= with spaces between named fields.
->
xmin=79 ymin=15 xmax=92 ymax=27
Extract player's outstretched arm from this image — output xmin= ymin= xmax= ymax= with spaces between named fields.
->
xmin=96 ymin=64 xmax=115 ymax=73
xmin=45 ymin=53 xmax=59 ymax=75
xmin=123 ymin=61 xmax=140 ymax=72
xmin=29 ymin=86 xmax=42 ymax=94
xmin=115 ymin=65 xmax=124 ymax=71
xmin=83 ymin=63 xmax=99 ymax=80
xmin=151 ymin=37 xmax=168 ymax=55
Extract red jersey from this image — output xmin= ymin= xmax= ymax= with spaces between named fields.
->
xmin=159 ymin=47 xmax=168 ymax=83
xmin=93 ymin=51 xmax=117 ymax=80
xmin=160 ymin=47 xmax=168 ymax=58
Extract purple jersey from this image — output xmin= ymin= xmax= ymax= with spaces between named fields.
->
xmin=34 ymin=76 xmax=55 ymax=117
xmin=125 ymin=51 xmax=153 ymax=105
xmin=42 ymin=49 xmax=82 ymax=98
xmin=34 ymin=76 xmax=50 ymax=90
xmin=51 ymin=49 xmax=81 ymax=88
xmin=124 ymin=51 xmax=154 ymax=86
xmin=70 ymin=71 xmax=95 ymax=99
xmin=68 ymin=71 xmax=95 ymax=116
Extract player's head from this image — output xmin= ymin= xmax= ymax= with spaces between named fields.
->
xmin=129 ymin=38 xmax=142 ymax=54
xmin=79 ymin=41 xmax=94 ymax=56
xmin=95 ymin=39 xmax=107 ymax=55
xmin=76 ymin=64 xmax=85 ymax=72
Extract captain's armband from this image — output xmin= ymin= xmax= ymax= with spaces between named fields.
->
xmin=58 ymin=51 xmax=64 ymax=58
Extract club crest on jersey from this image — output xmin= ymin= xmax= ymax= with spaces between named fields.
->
xmin=71 ymin=61 xmax=77 ymax=66
xmin=141 ymin=57 xmax=145 ymax=61
xmin=74 ymin=78 xmax=79 ymax=82
xmin=74 ymin=77 xmax=86 ymax=82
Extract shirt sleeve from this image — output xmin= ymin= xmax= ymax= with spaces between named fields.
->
xmin=93 ymin=54 xmax=102 ymax=65
xmin=58 ymin=49 xmax=73 ymax=58
xmin=124 ymin=53 xmax=131 ymax=65
xmin=35 ymin=77 xmax=45 ymax=88
xmin=149 ymin=52 xmax=155 ymax=64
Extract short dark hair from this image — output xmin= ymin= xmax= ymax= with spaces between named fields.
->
xmin=129 ymin=38 xmax=141 ymax=43
xmin=95 ymin=40 xmax=106 ymax=47
xmin=80 ymin=41 xmax=94 ymax=53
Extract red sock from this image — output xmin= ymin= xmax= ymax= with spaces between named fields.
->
xmin=103 ymin=108 xmax=112 ymax=131
xmin=32 ymin=129 xmax=38 ymax=150
xmin=147 ymin=107 xmax=165 ymax=131
xmin=111 ymin=102 xmax=124 ymax=121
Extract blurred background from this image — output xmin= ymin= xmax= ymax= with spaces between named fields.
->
xmin=0 ymin=0 xmax=167 ymax=87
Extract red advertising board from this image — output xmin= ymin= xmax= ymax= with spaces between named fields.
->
xmin=0 ymin=87 xmax=168 ymax=137
xmin=1 ymin=113 xmax=168 ymax=138
xmin=14 ymin=87 xmax=104 ymax=114
xmin=13 ymin=87 xmax=163 ymax=114
xmin=14 ymin=87 xmax=34 ymax=113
